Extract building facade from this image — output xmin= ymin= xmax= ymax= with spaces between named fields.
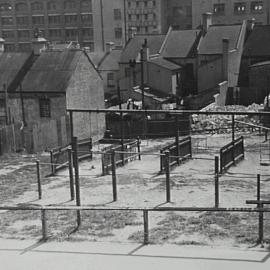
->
xmin=192 ymin=0 xmax=270 ymax=28
xmin=0 ymin=0 xmax=126 ymax=52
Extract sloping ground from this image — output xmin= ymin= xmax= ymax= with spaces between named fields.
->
xmin=0 ymin=134 xmax=269 ymax=247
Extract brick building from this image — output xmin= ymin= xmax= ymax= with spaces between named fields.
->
xmin=0 ymin=0 xmax=126 ymax=52
xmin=192 ymin=0 xmax=270 ymax=28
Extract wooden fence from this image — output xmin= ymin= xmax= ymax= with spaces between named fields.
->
xmin=49 ymin=138 xmax=93 ymax=175
xmin=220 ymin=136 xmax=244 ymax=174
xmin=101 ymin=139 xmax=141 ymax=175
xmin=160 ymin=136 xmax=192 ymax=172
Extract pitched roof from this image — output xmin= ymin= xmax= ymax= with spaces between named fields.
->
xmin=161 ymin=29 xmax=201 ymax=58
xmin=0 ymin=52 xmax=32 ymax=89
xmin=243 ymin=25 xmax=270 ymax=57
xmin=149 ymin=57 xmax=181 ymax=71
xmin=120 ymin=35 xmax=165 ymax=62
xmin=87 ymin=51 xmax=106 ymax=67
xmin=98 ymin=49 xmax=122 ymax=70
xmin=198 ymin=24 xmax=242 ymax=55
xmin=21 ymin=50 xmax=83 ymax=92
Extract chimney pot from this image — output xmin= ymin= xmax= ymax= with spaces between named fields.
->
xmin=202 ymin=12 xmax=213 ymax=34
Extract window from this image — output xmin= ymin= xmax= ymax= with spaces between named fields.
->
xmin=16 ymin=16 xmax=29 ymax=25
xmin=153 ymin=1 xmax=156 ymax=7
xmin=48 ymin=15 xmax=61 ymax=24
xmin=82 ymin=28 xmax=93 ymax=38
xmin=18 ymin=43 xmax=31 ymax=51
xmin=80 ymin=0 xmax=92 ymax=11
xmin=18 ymin=30 xmax=30 ymax=39
xmin=144 ymin=1 xmax=148 ymax=7
xmin=47 ymin=1 xmax=57 ymax=10
xmin=115 ymin=27 xmax=122 ymax=39
xmin=213 ymin=3 xmax=225 ymax=15
xmin=40 ymin=99 xmax=51 ymax=118
xmin=114 ymin=9 xmax=121 ymax=20
xmin=64 ymin=0 xmax=76 ymax=9
xmin=81 ymin=14 xmax=93 ymax=24
xmin=64 ymin=15 xmax=78 ymax=23
xmin=15 ymin=2 xmax=28 ymax=12
xmin=128 ymin=1 xmax=131 ymax=8
xmin=1 ymin=17 xmax=13 ymax=25
xmin=125 ymin=67 xmax=131 ymax=77
xmin=107 ymin=72 xmax=115 ymax=87
xmin=65 ymin=29 xmax=78 ymax=38
xmin=32 ymin=16 xmax=45 ymax=25
xmin=234 ymin=2 xmax=246 ymax=14
xmin=49 ymin=29 xmax=62 ymax=37
xmin=251 ymin=1 xmax=263 ymax=12
xmin=2 ymin=30 xmax=15 ymax=39
xmin=0 ymin=3 xmax=12 ymax=11
xmin=128 ymin=14 xmax=132 ymax=20
xmin=31 ymin=2 xmax=43 ymax=11
xmin=136 ymin=14 xmax=140 ymax=20
xmin=4 ymin=43 xmax=16 ymax=52
xmin=145 ymin=14 xmax=148 ymax=20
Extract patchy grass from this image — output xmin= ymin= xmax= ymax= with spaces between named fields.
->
xmin=0 ymin=209 xmax=140 ymax=242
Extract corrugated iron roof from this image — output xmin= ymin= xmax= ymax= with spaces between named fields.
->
xmin=21 ymin=50 xmax=82 ymax=92
xmin=120 ymin=35 xmax=165 ymax=63
xmin=0 ymin=52 xmax=32 ymax=89
xmin=161 ymin=29 xmax=201 ymax=58
xmin=243 ymin=25 xmax=270 ymax=57
xmin=198 ymin=24 xmax=242 ymax=55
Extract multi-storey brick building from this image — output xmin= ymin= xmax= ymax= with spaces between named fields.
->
xmin=192 ymin=0 xmax=270 ymax=28
xmin=0 ymin=0 xmax=126 ymax=52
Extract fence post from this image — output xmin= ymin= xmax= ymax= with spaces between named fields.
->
xmin=215 ymin=156 xmax=219 ymax=208
xmin=175 ymin=116 xmax=180 ymax=165
xmin=41 ymin=209 xmax=48 ymax=241
xmin=36 ymin=160 xmax=42 ymax=200
xmin=219 ymin=149 xmax=223 ymax=174
xmin=72 ymin=136 xmax=81 ymax=227
xmin=111 ymin=151 xmax=117 ymax=201
xmin=265 ymin=130 xmax=268 ymax=142
xmin=232 ymin=114 xmax=235 ymax=142
xmin=165 ymin=150 xmax=171 ymax=203
xmin=68 ymin=147 xmax=75 ymax=201
xmin=160 ymin=150 xmax=163 ymax=172
xmin=137 ymin=137 xmax=141 ymax=160
xmin=89 ymin=137 xmax=93 ymax=159
xmin=257 ymin=174 xmax=264 ymax=244
xmin=189 ymin=136 xmax=192 ymax=158
xmin=143 ymin=210 xmax=149 ymax=245
xmin=49 ymin=150 xmax=55 ymax=175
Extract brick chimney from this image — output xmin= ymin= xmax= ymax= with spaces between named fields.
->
xmin=247 ymin=18 xmax=256 ymax=31
xmin=32 ymin=37 xmax=47 ymax=55
xmin=202 ymin=12 xmax=212 ymax=34
xmin=222 ymin=38 xmax=229 ymax=81
xmin=106 ymin=42 xmax=115 ymax=53
xmin=0 ymin=38 xmax=5 ymax=53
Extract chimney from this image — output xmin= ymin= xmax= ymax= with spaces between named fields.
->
xmin=128 ymin=27 xmax=137 ymax=40
xmin=105 ymin=42 xmax=115 ymax=53
xmin=142 ymin=39 xmax=149 ymax=61
xmin=247 ymin=18 xmax=256 ymax=31
xmin=32 ymin=37 xmax=47 ymax=55
xmin=202 ymin=12 xmax=212 ymax=34
xmin=0 ymin=38 xmax=5 ymax=53
xmin=222 ymin=38 xmax=229 ymax=81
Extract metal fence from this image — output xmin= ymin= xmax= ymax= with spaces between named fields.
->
xmin=220 ymin=136 xmax=244 ymax=174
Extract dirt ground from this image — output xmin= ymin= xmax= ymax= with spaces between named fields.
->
xmin=0 ymin=131 xmax=270 ymax=247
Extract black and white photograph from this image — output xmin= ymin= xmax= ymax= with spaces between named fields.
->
xmin=0 ymin=0 xmax=270 ymax=269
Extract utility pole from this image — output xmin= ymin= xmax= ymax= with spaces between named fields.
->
xmin=140 ymin=47 xmax=145 ymax=110
xmin=3 ymin=84 xmax=9 ymax=125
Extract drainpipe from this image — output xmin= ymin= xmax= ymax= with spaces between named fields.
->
xmin=100 ymin=0 xmax=105 ymax=51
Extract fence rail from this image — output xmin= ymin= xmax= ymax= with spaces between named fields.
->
xmin=49 ymin=138 xmax=93 ymax=175
xmin=101 ymin=139 xmax=141 ymax=175
xmin=220 ymin=136 xmax=244 ymax=174
xmin=0 ymin=204 xmax=269 ymax=244
xmin=160 ymin=136 xmax=192 ymax=172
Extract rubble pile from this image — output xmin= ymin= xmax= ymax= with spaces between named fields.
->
xmin=192 ymin=103 xmax=264 ymax=132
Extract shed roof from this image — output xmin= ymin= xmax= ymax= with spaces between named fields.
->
xmin=198 ymin=24 xmax=242 ymax=55
xmin=243 ymin=25 xmax=270 ymax=57
xmin=0 ymin=52 xmax=32 ymax=89
xmin=120 ymin=35 xmax=165 ymax=62
xmin=161 ymin=29 xmax=201 ymax=58
xmin=21 ymin=50 xmax=83 ymax=92
xmin=149 ymin=57 xmax=181 ymax=71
